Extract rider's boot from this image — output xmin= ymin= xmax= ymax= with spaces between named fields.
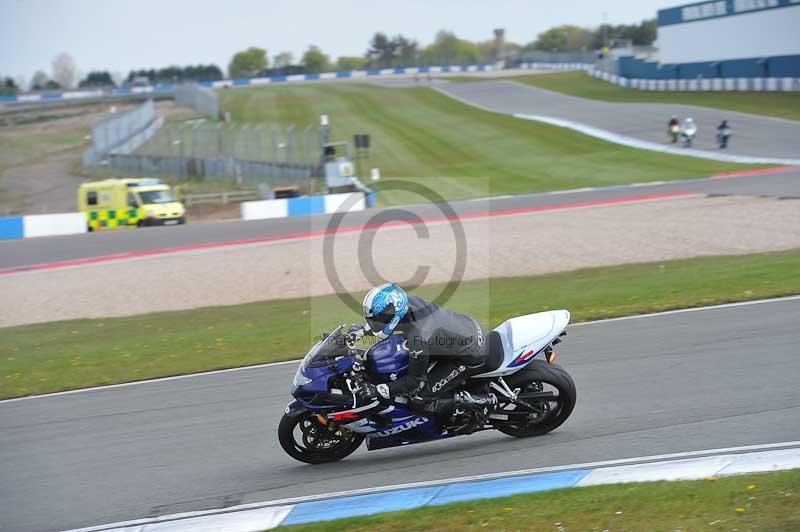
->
xmin=454 ymin=391 xmax=497 ymax=432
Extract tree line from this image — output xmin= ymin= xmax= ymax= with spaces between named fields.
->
xmin=227 ymin=20 xmax=655 ymax=78
xmin=5 ymin=19 xmax=655 ymax=94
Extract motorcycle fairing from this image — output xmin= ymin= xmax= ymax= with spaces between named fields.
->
xmin=474 ymin=310 xmax=570 ymax=378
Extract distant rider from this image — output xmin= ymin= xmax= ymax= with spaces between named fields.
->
xmin=348 ymin=283 xmax=497 ymax=427
xmin=668 ymin=115 xmax=680 ymax=143
xmin=717 ymin=120 xmax=731 ymax=149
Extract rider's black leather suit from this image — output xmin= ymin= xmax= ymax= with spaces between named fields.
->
xmin=376 ymin=295 xmax=488 ymax=414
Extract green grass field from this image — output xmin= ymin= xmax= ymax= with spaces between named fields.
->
xmin=511 ymin=71 xmax=800 ymax=121
xmin=2 ymin=248 xmax=799 ymax=399
xmin=0 ymin=131 xmax=86 ymax=174
xmin=214 ymin=83 xmax=757 ymax=205
xmin=281 ymin=469 xmax=800 ymax=531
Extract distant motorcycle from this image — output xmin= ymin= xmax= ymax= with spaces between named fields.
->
xmin=681 ymin=120 xmax=697 ymax=148
xmin=717 ymin=124 xmax=731 ymax=149
xmin=279 ymin=311 xmax=577 ymax=464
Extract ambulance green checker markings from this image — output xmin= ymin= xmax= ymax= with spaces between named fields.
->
xmin=78 ymin=178 xmax=186 ymax=230
xmin=86 ymin=208 xmax=141 ymax=230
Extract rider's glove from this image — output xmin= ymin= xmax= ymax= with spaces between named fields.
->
xmin=346 ymin=324 xmax=367 ymax=346
xmin=356 ymin=383 xmax=390 ymax=401
xmin=355 ymin=382 xmax=377 ymax=401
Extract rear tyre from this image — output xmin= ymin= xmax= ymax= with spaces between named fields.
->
xmin=493 ymin=361 xmax=576 ymax=438
xmin=278 ymin=412 xmax=364 ymax=464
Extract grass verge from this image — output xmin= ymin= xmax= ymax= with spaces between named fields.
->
xmin=212 ymin=83 xmax=756 ymax=205
xmin=0 ymin=131 xmax=87 ymax=174
xmin=280 ymin=469 xmax=800 ymax=531
xmin=2 ymin=249 xmax=800 ymax=399
xmin=511 ymin=71 xmax=800 ymax=122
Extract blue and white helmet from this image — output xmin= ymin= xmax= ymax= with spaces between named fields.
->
xmin=362 ymin=283 xmax=409 ymax=340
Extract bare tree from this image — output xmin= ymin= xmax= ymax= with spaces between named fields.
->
xmin=52 ymin=53 xmax=77 ymax=89
xmin=273 ymin=51 xmax=293 ymax=68
xmin=15 ymin=75 xmax=27 ymax=93
xmin=30 ymin=70 xmax=49 ymax=90
xmin=111 ymin=70 xmax=124 ymax=87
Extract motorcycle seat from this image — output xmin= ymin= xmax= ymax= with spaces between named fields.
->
xmin=475 ymin=331 xmax=504 ymax=373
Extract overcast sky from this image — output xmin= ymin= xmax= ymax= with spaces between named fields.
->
xmin=1 ymin=0 xmax=677 ymax=83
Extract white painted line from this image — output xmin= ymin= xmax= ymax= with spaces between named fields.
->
xmin=3 ymin=294 xmax=799 ymax=405
xmin=576 ymin=455 xmax=736 ymax=486
xmin=514 ymin=113 xmax=800 ymax=166
xmin=433 ymin=85 xmax=800 ymax=166
xmin=58 ymin=442 xmax=800 ymax=532
xmin=62 ymin=505 xmax=294 ymax=532
xmin=570 ymin=294 xmax=800 ymax=327
xmin=716 ymin=447 xmax=800 ymax=475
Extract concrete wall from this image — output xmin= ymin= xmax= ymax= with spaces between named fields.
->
xmin=241 ymin=192 xmax=366 ymax=221
xmin=0 ymin=212 xmax=86 ymax=241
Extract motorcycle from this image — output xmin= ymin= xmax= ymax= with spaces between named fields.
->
xmin=279 ymin=310 xmax=577 ymax=464
xmin=668 ymin=123 xmax=680 ymax=143
xmin=681 ymin=124 xmax=697 ymax=148
xmin=717 ymin=127 xmax=731 ymax=149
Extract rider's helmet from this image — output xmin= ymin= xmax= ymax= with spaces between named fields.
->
xmin=362 ymin=283 xmax=409 ymax=340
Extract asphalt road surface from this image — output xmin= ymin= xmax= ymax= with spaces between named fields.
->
xmin=2 ymin=297 xmax=799 ymax=532
xmin=437 ymin=81 xmax=800 ymax=160
xmin=2 ymin=168 xmax=798 ymax=271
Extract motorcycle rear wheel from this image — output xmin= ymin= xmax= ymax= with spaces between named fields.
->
xmin=278 ymin=412 xmax=364 ymax=464
xmin=493 ymin=361 xmax=576 ymax=438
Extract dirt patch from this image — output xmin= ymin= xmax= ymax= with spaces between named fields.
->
xmin=3 ymin=194 xmax=799 ymax=327
xmin=185 ymin=203 xmax=242 ymax=221
xmin=0 ymin=101 xmax=198 ymax=215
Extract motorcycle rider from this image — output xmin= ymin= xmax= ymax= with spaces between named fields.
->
xmin=667 ymin=115 xmax=680 ymax=143
xmin=349 ymin=283 xmax=497 ymax=428
xmin=717 ymin=120 xmax=731 ymax=149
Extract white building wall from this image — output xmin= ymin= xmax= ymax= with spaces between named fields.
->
xmin=659 ymin=5 xmax=800 ymax=64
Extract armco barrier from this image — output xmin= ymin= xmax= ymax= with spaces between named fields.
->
xmin=0 ymin=212 xmax=87 ymax=241
xmin=241 ymin=192 xmax=366 ymax=221
xmin=5 ymin=62 xmax=799 ymax=107
xmin=1 ymin=64 xmax=498 ymax=106
xmin=587 ymin=67 xmax=800 ymax=92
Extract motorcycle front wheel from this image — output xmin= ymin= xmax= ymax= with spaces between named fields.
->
xmin=278 ymin=412 xmax=364 ymax=464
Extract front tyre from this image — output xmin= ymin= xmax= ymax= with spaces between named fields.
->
xmin=278 ymin=412 xmax=364 ymax=464
xmin=493 ymin=361 xmax=576 ymax=438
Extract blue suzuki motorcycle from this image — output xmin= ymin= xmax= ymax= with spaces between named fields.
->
xmin=279 ymin=311 xmax=577 ymax=464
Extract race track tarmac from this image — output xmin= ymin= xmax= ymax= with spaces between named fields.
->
xmin=2 ymin=297 xmax=799 ymax=531
xmin=437 ymin=81 xmax=800 ymax=160
xmin=1 ymin=167 xmax=798 ymax=271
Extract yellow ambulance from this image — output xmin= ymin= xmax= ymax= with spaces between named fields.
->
xmin=77 ymin=178 xmax=186 ymax=230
